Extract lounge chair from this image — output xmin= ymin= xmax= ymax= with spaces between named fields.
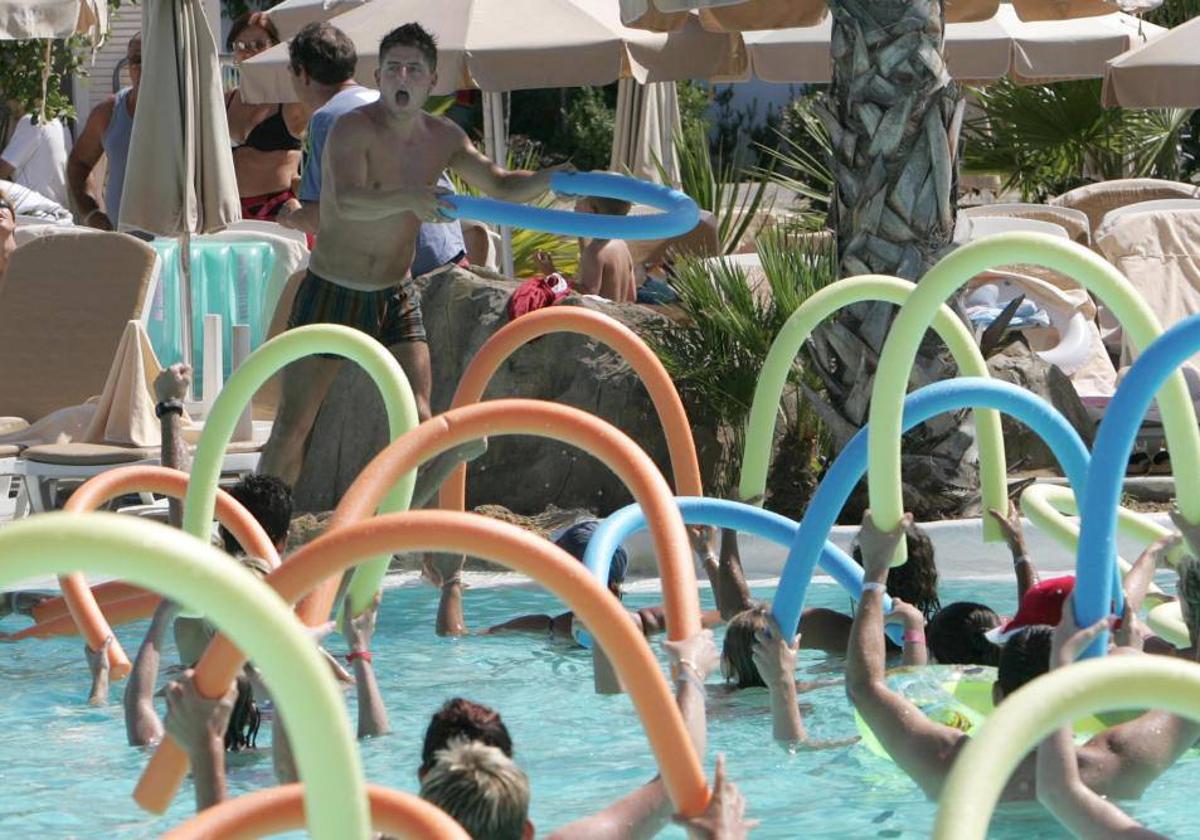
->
xmin=960 ymin=203 xmax=1091 ymax=246
xmin=1050 ymin=178 xmax=1200 ymax=236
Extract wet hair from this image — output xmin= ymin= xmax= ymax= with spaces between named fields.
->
xmin=288 ymin=22 xmax=358 ymax=85
xmin=555 ymin=520 xmax=627 ymax=592
xmin=997 ymin=624 xmax=1053 ymax=697
xmin=421 ymin=698 xmax=513 ymax=776
xmin=420 ymin=739 xmax=530 ymax=840
xmin=220 ymin=474 xmax=293 ymax=554
xmin=379 ymin=23 xmax=438 ymax=73
xmin=224 ymin=673 xmax=261 ymax=752
xmin=852 ymin=522 xmax=941 ymax=619
xmin=586 ymin=196 xmax=632 ymax=216
xmin=1176 ymin=557 xmax=1200 ymax=648
xmin=926 ymin=601 xmax=1001 ymax=666
xmin=226 ymin=11 xmax=280 ymax=52
xmin=721 ymin=604 xmax=769 ymax=689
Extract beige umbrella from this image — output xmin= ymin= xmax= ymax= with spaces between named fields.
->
xmin=266 ymin=0 xmax=369 ymax=39
xmin=120 ymin=0 xmax=240 ymax=388
xmin=0 ymin=0 xmax=105 ymax=40
xmin=1103 ymin=15 xmax=1200 ymax=108
xmin=744 ymin=5 xmax=1162 ymax=84
xmin=611 ymin=79 xmax=682 ymax=185
xmin=238 ymin=0 xmax=748 ymax=104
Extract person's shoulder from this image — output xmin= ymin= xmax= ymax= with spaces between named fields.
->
xmin=425 ymin=113 xmax=467 ymax=143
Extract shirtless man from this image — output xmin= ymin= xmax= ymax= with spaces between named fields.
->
xmin=847 ymin=509 xmax=1200 ymax=805
xmin=534 ymin=196 xmax=636 ymax=303
xmin=259 ymin=23 xmax=567 ymax=485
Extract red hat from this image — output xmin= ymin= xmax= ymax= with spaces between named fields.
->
xmin=985 ymin=575 xmax=1075 ymax=644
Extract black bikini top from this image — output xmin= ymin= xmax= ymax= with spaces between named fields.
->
xmin=229 ymin=94 xmax=301 ymax=153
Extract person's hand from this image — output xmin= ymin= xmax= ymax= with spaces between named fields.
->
xmin=407 ymin=187 xmax=455 ymax=223
xmin=164 ymin=670 xmax=237 ymax=754
xmin=1169 ymin=505 xmax=1200 ymax=560
xmin=533 ymin=250 xmax=557 ymax=276
xmin=884 ymin=597 xmax=925 ymax=630
xmin=751 ymin=613 xmax=797 ymax=689
xmin=276 ymin=197 xmax=302 ymax=227
xmin=988 ymin=502 xmax=1027 ymax=554
xmin=85 ymin=635 xmax=113 ymax=705
xmin=424 ymin=553 xmax=465 ymax=588
xmin=664 ymin=628 xmax=720 ymax=683
xmin=341 ymin=592 xmax=379 ymax=654
xmin=672 ymin=754 xmax=758 ymax=839
xmin=154 ymin=364 xmax=192 ymax=402
xmin=1049 ymin=594 xmax=1111 ymax=668
xmin=688 ymin=524 xmax=718 ymax=567
xmin=1147 ymin=532 xmax=1184 ymax=566
xmin=858 ymin=509 xmax=911 ymax=580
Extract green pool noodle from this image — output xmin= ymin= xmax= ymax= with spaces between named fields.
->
xmin=869 ymin=233 xmax=1200 ymax=567
xmin=0 ymin=512 xmax=368 ymax=839
xmin=184 ymin=325 xmax=420 ymax=616
xmin=740 ymin=275 xmax=1007 ymax=547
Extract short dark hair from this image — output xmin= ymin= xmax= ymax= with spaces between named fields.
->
xmin=852 ymin=521 xmax=941 ymax=619
xmin=288 ymin=22 xmax=357 ymax=85
xmin=379 ymin=23 xmax=438 ymax=73
xmin=927 ymin=601 xmax=1002 ymax=666
xmin=721 ymin=604 xmax=769 ymax=689
xmin=220 ymin=474 xmax=293 ymax=554
xmin=421 ymin=698 xmax=513 ymax=776
xmin=997 ymin=624 xmax=1053 ymax=696
xmin=555 ymin=520 xmax=627 ymax=591
xmin=589 ymin=197 xmax=632 ymax=216
xmin=226 ymin=11 xmax=280 ymax=53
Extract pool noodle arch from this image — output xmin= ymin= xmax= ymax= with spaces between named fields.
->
xmin=21 ymin=466 xmax=280 ymax=675
xmin=446 ymin=171 xmax=699 ymax=240
xmin=0 ymin=513 xmax=368 ymax=840
xmin=140 ymin=399 xmax=702 ymax=814
xmin=182 ymin=324 xmax=420 ymax=626
xmin=435 ymin=308 xmax=702 ymax=596
xmin=739 ymin=275 xmax=1007 ymax=544
xmin=137 ymin=511 xmax=711 ymax=819
xmin=578 ymin=497 xmax=893 ymax=650
xmin=775 ymin=378 xmax=1106 ymax=640
xmin=932 ymin=655 xmax=1200 ymax=839
xmin=868 ymin=233 xmax=1200 ymax=570
xmin=161 ymin=783 xmax=469 ymax=840
xmin=1077 ymin=312 xmax=1200 ymax=656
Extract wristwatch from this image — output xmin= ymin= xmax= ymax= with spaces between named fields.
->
xmin=155 ymin=399 xmax=185 ymax=418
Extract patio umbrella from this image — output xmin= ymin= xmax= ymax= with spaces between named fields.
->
xmin=744 ymin=6 xmax=1162 ymax=84
xmin=120 ymin=0 xmax=240 ymax=391
xmin=619 ymin=0 xmax=1023 ymax=31
xmin=238 ymin=0 xmax=748 ymax=104
xmin=611 ymin=79 xmax=682 ymax=185
xmin=1102 ymin=15 xmax=1200 ymax=108
xmin=0 ymin=0 xmax=105 ymax=40
xmin=266 ymin=0 xmax=369 ymax=39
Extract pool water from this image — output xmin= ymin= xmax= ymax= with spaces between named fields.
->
xmin=1 ymin=575 xmax=1194 ymax=838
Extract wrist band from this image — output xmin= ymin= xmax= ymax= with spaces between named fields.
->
xmin=861 ymin=581 xmax=887 ymax=595
xmin=673 ymin=659 xmax=706 ymax=690
xmin=345 ymin=650 xmax=372 ymax=664
xmin=903 ymin=629 xmax=926 ymax=645
xmin=155 ymin=399 xmax=185 ymax=419
xmin=1013 ymin=555 xmax=1030 ymax=566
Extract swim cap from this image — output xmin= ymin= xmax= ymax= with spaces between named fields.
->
xmin=556 ymin=519 xmax=628 ymax=589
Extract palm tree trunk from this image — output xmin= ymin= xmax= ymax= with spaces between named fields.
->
xmin=806 ymin=0 xmax=977 ymax=520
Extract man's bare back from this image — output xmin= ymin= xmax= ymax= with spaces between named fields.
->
xmin=312 ymin=106 xmax=461 ymax=290
xmin=579 ymin=237 xmax=636 ymax=303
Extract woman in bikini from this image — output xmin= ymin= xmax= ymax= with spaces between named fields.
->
xmin=224 ymin=12 xmax=309 ymax=220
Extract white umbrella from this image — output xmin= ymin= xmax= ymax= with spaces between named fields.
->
xmin=0 ymin=0 xmax=105 ymax=40
xmin=743 ymin=5 xmax=1163 ymax=84
xmin=611 ymin=79 xmax=681 ymax=185
xmin=266 ymin=0 xmax=368 ymax=40
xmin=1103 ymin=15 xmax=1200 ymax=108
xmin=120 ymin=0 xmax=240 ymax=393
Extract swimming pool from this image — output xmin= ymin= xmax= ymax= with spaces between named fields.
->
xmin=1 ymin=574 xmax=1193 ymax=838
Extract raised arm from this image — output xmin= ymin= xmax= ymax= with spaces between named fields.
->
xmin=448 ymin=123 xmax=564 ymax=204
xmin=887 ymin=598 xmax=929 ymax=667
xmin=1117 ymin=533 xmax=1180 ymax=650
xmin=341 ymin=593 xmax=390 ymax=739
xmin=1038 ymin=598 xmax=1167 ymax=839
xmin=752 ymin=613 xmax=807 ymax=743
xmin=66 ymin=98 xmax=115 ymax=229
xmin=155 ymin=364 xmax=192 ymax=527
xmin=846 ymin=511 xmax=966 ymax=799
xmin=123 ymin=600 xmax=179 ymax=746
xmin=989 ymin=503 xmax=1039 ymax=600
xmin=85 ymin=635 xmax=114 ymax=705
xmin=716 ymin=527 xmax=755 ymax=619
xmin=163 ymin=670 xmax=237 ymax=812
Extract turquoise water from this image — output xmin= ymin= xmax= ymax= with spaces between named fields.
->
xmin=1 ymin=576 xmax=1195 ymax=838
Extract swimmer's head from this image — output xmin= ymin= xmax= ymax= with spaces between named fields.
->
xmin=721 ymin=604 xmax=769 ymax=689
xmin=420 ymin=739 xmax=533 ymax=840
xmin=994 ymin=624 xmax=1053 ymax=701
xmin=420 ymin=697 xmax=514 ymax=779
xmin=1177 ymin=557 xmax=1200 ymax=648
xmin=377 ymin=24 xmax=438 ymax=114
xmin=219 ymin=473 xmax=293 ymax=555
xmin=555 ymin=520 xmax=627 ymax=597
xmin=575 ymin=196 xmax=633 ymax=217
xmin=126 ymin=32 xmax=142 ymax=89
xmin=926 ymin=601 xmax=1002 ymax=666
xmin=288 ymin=22 xmax=357 ymax=100
xmin=852 ymin=521 xmax=940 ymax=620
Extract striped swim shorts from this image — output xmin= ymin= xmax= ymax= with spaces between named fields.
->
xmin=287 ymin=270 xmax=427 ymax=352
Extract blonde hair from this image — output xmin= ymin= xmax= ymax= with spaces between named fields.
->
xmin=420 ymin=738 xmax=530 ymax=840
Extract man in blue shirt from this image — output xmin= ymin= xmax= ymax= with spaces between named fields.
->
xmin=277 ymin=22 xmax=466 ymax=275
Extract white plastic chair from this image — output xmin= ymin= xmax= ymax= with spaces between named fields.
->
xmin=953 ymin=215 xmax=1071 ymax=244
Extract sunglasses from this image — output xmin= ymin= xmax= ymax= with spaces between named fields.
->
xmin=233 ymin=39 xmax=271 ymax=52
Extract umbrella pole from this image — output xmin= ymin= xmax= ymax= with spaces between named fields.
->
xmin=180 ymin=231 xmax=195 ymax=404
xmin=482 ymin=91 xmax=515 ymax=278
